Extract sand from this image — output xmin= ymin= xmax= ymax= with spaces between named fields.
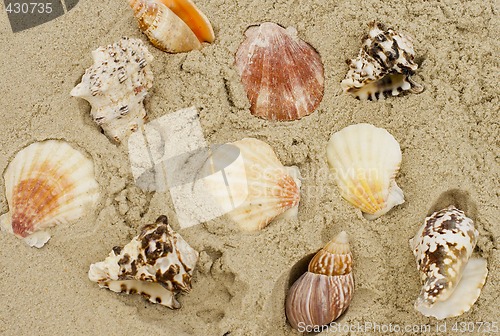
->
xmin=0 ymin=0 xmax=498 ymax=335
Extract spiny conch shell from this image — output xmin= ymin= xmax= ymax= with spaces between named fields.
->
xmin=129 ymin=0 xmax=215 ymax=53
xmin=235 ymin=22 xmax=324 ymax=121
xmin=88 ymin=215 xmax=199 ymax=309
xmin=326 ymin=123 xmax=404 ymax=220
xmin=341 ymin=21 xmax=424 ymax=100
xmin=71 ymin=37 xmax=154 ymax=143
xmin=410 ymin=206 xmax=488 ymax=319
xmin=203 ymin=138 xmax=301 ymax=231
xmin=286 ymin=231 xmax=354 ymax=331
xmin=0 ymin=140 xmax=100 ymax=248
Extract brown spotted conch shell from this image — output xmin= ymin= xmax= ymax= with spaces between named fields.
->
xmin=88 ymin=215 xmax=199 ymax=309
xmin=410 ymin=206 xmax=488 ymax=319
xmin=341 ymin=21 xmax=424 ymax=100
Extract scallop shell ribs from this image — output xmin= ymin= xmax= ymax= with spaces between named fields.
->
xmin=326 ymin=123 xmax=404 ymax=220
xmin=341 ymin=21 xmax=424 ymax=100
xmin=0 ymin=140 xmax=100 ymax=248
xmin=410 ymin=206 xmax=488 ymax=319
xmin=71 ymin=37 xmax=154 ymax=143
xmin=88 ymin=215 xmax=199 ymax=309
xmin=235 ymin=22 xmax=324 ymax=121
xmin=204 ymin=138 xmax=301 ymax=231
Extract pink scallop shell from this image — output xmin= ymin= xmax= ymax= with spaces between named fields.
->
xmin=235 ymin=22 xmax=324 ymax=121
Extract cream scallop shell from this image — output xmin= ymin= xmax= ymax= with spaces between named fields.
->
xmin=326 ymin=123 xmax=404 ymax=219
xmin=0 ymin=140 xmax=100 ymax=248
xmin=203 ymin=138 xmax=301 ymax=231
xmin=88 ymin=215 xmax=199 ymax=309
xmin=129 ymin=0 xmax=214 ymax=53
xmin=285 ymin=231 xmax=354 ymax=330
xmin=410 ymin=206 xmax=488 ymax=319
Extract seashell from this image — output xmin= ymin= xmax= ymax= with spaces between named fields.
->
xmin=0 ymin=140 xmax=100 ymax=248
xmin=88 ymin=215 xmax=199 ymax=309
xmin=235 ymin=22 xmax=324 ymax=121
xmin=341 ymin=21 xmax=424 ymax=100
xmin=410 ymin=206 xmax=488 ymax=319
xmin=71 ymin=37 xmax=154 ymax=143
xmin=129 ymin=0 xmax=214 ymax=53
xmin=286 ymin=231 xmax=354 ymax=331
xmin=204 ymin=138 xmax=301 ymax=231
xmin=326 ymin=123 xmax=404 ymax=220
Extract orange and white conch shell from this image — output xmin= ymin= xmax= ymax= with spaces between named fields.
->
xmin=0 ymin=140 xmax=100 ymax=248
xmin=129 ymin=0 xmax=215 ymax=53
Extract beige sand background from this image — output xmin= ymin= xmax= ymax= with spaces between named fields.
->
xmin=0 ymin=0 xmax=498 ymax=335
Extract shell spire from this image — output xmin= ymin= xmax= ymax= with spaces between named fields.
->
xmin=88 ymin=215 xmax=199 ymax=309
xmin=235 ymin=22 xmax=324 ymax=121
xmin=341 ymin=21 xmax=424 ymax=100
xmin=0 ymin=140 xmax=100 ymax=248
xmin=286 ymin=232 xmax=354 ymax=331
xmin=71 ymin=37 xmax=154 ymax=143
xmin=410 ymin=206 xmax=488 ymax=319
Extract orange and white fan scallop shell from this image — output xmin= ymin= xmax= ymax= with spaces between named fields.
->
xmin=0 ymin=140 xmax=99 ymax=248
xmin=203 ymin=138 xmax=301 ymax=231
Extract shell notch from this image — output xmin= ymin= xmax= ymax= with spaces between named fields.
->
xmin=285 ymin=231 xmax=354 ymax=331
xmin=129 ymin=0 xmax=215 ymax=53
xmin=71 ymin=37 xmax=154 ymax=143
xmin=341 ymin=21 xmax=424 ymax=100
xmin=326 ymin=123 xmax=404 ymax=220
xmin=235 ymin=22 xmax=324 ymax=121
xmin=88 ymin=215 xmax=199 ymax=309
xmin=0 ymin=140 xmax=100 ymax=248
xmin=410 ymin=206 xmax=488 ymax=319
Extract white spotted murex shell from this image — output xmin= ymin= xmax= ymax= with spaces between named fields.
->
xmin=71 ymin=37 xmax=154 ymax=143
